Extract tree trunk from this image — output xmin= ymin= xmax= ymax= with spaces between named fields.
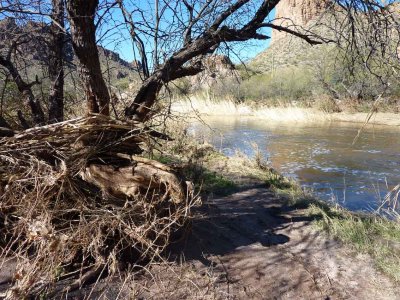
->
xmin=125 ymin=60 xmax=205 ymax=121
xmin=48 ymin=0 xmax=65 ymax=123
xmin=81 ymin=161 xmax=187 ymax=205
xmin=125 ymin=76 xmax=163 ymax=121
xmin=0 ymin=57 xmax=45 ymax=126
xmin=66 ymin=0 xmax=110 ymax=116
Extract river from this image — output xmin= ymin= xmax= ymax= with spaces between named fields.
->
xmin=192 ymin=116 xmax=400 ymax=214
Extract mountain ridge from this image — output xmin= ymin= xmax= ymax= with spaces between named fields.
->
xmin=0 ymin=18 xmax=137 ymax=85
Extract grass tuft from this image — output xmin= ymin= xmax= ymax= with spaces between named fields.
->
xmin=308 ymin=204 xmax=400 ymax=281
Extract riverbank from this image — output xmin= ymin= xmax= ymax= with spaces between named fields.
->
xmin=188 ymin=147 xmax=400 ymax=283
xmin=43 ymin=140 xmax=400 ymax=299
xmin=1 ymin=125 xmax=399 ymax=298
xmin=171 ymin=97 xmax=400 ymax=126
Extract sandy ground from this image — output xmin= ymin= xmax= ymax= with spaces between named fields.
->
xmin=331 ymin=112 xmax=400 ymax=126
xmin=2 ymin=185 xmax=399 ymax=299
xmin=129 ymin=185 xmax=400 ymax=299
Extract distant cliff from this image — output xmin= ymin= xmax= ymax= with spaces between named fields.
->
xmin=271 ymin=0 xmax=330 ymax=45
xmin=249 ymin=0 xmax=334 ymax=72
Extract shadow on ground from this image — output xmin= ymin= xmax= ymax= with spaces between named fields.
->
xmin=170 ymin=184 xmax=318 ymax=263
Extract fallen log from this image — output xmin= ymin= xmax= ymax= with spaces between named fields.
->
xmin=81 ymin=163 xmax=187 ymax=204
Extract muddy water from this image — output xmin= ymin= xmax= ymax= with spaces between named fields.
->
xmin=192 ymin=117 xmax=400 ymax=213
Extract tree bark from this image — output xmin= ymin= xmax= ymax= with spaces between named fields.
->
xmin=48 ymin=0 xmax=65 ymax=123
xmin=125 ymin=62 xmax=204 ymax=121
xmin=81 ymin=162 xmax=187 ymax=204
xmin=66 ymin=0 xmax=110 ymax=116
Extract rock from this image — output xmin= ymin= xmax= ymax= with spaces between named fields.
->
xmin=0 ymin=18 xmax=135 ymax=76
xmin=131 ymin=60 xmax=143 ymax=72
xmin=116 ymin=70 xmax=127 ymax=79
xmin=98 ymin=47 xmax=135 ymax=70
xmin=271 ymin=0 xmax=330 ymax=44
xmin=189 ymin=55 xmax=240 ymax=90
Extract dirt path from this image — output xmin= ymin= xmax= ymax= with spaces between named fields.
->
xmin=2 ymin=184 xmax=399 ymax=299
xmin=136 ymin=185 xmax=400 ymax=299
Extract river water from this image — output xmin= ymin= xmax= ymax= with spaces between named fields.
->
xmin=192 ymin=117 xmax=400 ymax=213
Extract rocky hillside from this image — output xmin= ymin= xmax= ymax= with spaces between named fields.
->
xmin=250 ymin=0 xmax=400 ymax=74
xmin=0 ymin=18 xmax=138 ymax=87
xmin=271 ymin=0 xmax=330 ymax=45
xmin=249 ymin=35 xmax=331 ymax=74
xmin=249 ymin=0 xmax=333 ymax=73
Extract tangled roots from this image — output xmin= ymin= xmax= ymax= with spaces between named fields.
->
xmin=0 ymin=115 xmax=199 ymax=298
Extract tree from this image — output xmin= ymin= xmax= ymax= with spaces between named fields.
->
xmin=1 ymin=0 xmax=399 ymax=124
xmin=0 ymin=15 xmax=46 ymax=127
xmin=1 ymin=0 xmax=400 ymax=296
xmin=48 ymin=0 xmax=65 ymax=123
xmin=113 ymin=0 xmax=400 ymax=121
xmin=328 ymin=0 xmax=400 ymax=96
xmin=0 ymin=1 xmax=63 ymax=127
xmin=0 ymin=45 xmax=45 ymax=127
xmin=66 ymin=0 xmax=110 ymax=116
xmin=64 ymin=0 xmax=325 ymax=121
xmin=122 ymin=0 xmax=290 ymax=121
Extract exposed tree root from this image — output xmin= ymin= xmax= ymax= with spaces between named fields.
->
xmin=0 ymin=115 xmax=199 ymax=298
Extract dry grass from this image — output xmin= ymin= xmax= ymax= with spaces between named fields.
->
xmin=0 ymin=115 xmax=198 ymax=298
xmin=171 ymin=96 xmax=331 ymax=123
xmin=170 ymin=96 xmax=400 ymax=125
xmin=171 ymin=95 xmax=252 ymax=116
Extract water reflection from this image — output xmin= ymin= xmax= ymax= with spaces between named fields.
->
xmin=193 ymin=117 xmax=400 ymax=213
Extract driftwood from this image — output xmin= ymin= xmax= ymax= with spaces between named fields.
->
xmin=0 ymin=115 xmax=197 ymax=298
xmin=81 ymin=162 xmax=187 ymax=204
